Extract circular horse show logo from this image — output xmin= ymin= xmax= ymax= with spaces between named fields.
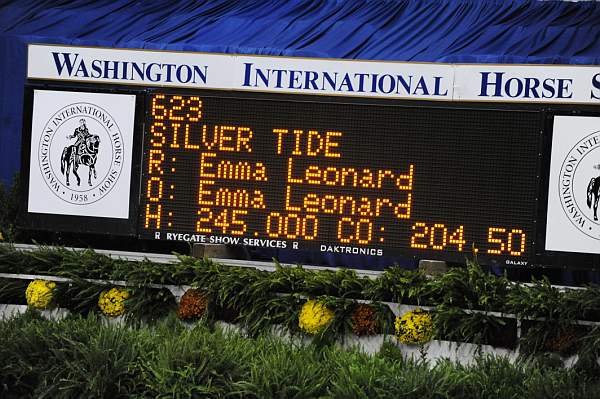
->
xmin=558 ymin=129 xmax=600 ymax=240
xmin=37 ymin=102 xmax=124 ymax=205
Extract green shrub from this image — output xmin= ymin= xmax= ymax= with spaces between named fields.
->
xmin=424 ymin=259 xmax=511 ymax=311
xmin=1 ymin=313 xmax=599 ymax=398
xmin=0 ymin=278 xmax=29 ymax=305
xmin=0 ymin=245 xmax=599 ymax=363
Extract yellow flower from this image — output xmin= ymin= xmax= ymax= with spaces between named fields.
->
xmin=98 ymin=287 xmax=130 ymax=317
xmin=298 ymin=299 xmax=334 ymax=335
xmin=395 ymin=309 xmax=433 ymax=344
xmin=25 ymin=279 xmax=56 ymax=309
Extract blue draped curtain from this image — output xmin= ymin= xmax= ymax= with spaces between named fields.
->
xmin=2 ymin=0 xmax=600 ymax=182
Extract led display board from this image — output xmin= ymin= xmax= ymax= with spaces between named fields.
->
xmin=22 ymin=45 xmax=600 ymax=269
xmin=138 ymin=92 xmax=541 ymax=263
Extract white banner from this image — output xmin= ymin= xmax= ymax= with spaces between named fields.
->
xmin=28 ymin=45 xmax=233 ymax=90
xmin=234 ymin=55 xmax=453 ymax=100
xmin=27 ymin=44 xmax=600 ymax=104
xmin=455 ymin=64 xmax=600 ymax=104
xmin=28 ymin=90 xmax=136 ymax=219
xmin=546 ymin=116 xmax=600 ymax=254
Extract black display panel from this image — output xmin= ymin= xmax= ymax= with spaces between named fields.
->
xmin=138 ymin=92 xmax=542 ymax=263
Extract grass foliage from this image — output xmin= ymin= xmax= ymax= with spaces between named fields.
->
xmin=0 ymin=313 xmax=599 ymax=398
xmin=1 ymin=246 xmax=600 ymax=356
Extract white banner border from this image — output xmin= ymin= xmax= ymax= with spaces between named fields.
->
xmin=26 ymin=43 xmax=600 ymax=104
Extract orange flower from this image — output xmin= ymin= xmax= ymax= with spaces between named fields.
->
xmin=177 ymin=289 xmax=209 ymax=320
xmin=351 ymin=304 xmax=379 ymax=336
xmin=544 ymin=327 xmax=582 ymax=354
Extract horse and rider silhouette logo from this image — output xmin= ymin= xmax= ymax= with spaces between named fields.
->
xmin=586 ymin=165 xmax=600 ymax=221
xmin=61 ymin=118 xmax=100 ymax=186
xmin=36 ymin=100 xmax=125 ymax=206
xmin=555 ymin=128 xmax=600 ymax=241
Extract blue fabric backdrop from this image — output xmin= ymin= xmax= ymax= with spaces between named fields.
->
xmin=2 ymin=0 xmax=600 ymax=183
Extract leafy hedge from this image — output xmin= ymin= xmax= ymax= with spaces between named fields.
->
xmin=1 ymin=245 xmax=600 ymax=358
xmin=1 ymin=312 xmax=599 ymax=399
xmin=0 ymin=177 xmax=21 ymax=243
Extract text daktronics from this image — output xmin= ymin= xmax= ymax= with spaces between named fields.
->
xmin=28 ymin=44 xmax=600 ymax=103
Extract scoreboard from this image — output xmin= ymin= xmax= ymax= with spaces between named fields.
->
xmin=31 ymin=82 xmax=600 ymax=268
xmin=23 ymin=44 xmax=600 ymax=269
xmin=136 ymin=92 xmax=541 ymax=264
